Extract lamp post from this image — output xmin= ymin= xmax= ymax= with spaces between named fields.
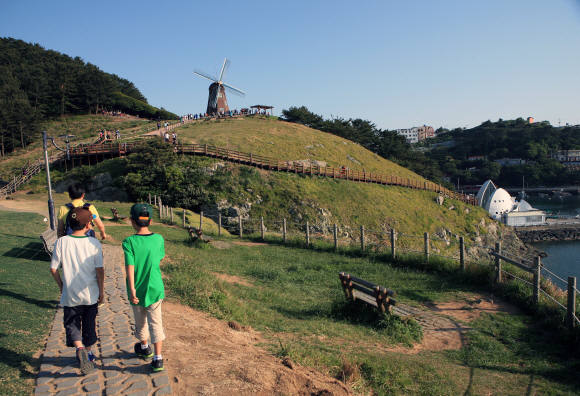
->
xmin=43 ymin=131 xmax=56 ymax=230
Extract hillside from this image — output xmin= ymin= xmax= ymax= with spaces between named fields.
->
xmin=175 ymin=116 xmax=423 ymax=179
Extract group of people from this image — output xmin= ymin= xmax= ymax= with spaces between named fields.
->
xmin=163 ymin=131 xmax=178 ymax=145
xmin=101 ymin=110 xmax=129 ymax=118
xmin=51 ymin=182 xmax=167 ymax=375
xmin=98 ymin=129 xmax=121 ymax=141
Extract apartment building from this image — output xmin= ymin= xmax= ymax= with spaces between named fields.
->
xmin=395 ymin=125 xmax=434 ymax=143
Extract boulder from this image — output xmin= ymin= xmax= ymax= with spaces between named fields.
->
xmin=435 ymin=196 xmax=444 ymax=206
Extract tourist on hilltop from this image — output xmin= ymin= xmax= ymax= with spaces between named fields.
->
xmin=50 ymin=206 xmax=104 ymax=376
xmin=172 ymin=132 xmax=177 ymax=145
xmin=123 ymin=203 xmax=167 ymax=372
xmin=157 ymin=121 xmax=160 ymax=130
xmin=106 ymin=131 xmax=111 ymax=140
xmin=116 ymin=130 xmax=120 ymax=140
xmin=164 ymin=132 xmax=169 ymax=143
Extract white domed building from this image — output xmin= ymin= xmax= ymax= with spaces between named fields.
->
xmin=476 ymin=180 xmax=545 ymax=226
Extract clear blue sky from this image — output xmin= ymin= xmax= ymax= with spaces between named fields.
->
xmin=1 ymin=0 xmax=579 ymax=130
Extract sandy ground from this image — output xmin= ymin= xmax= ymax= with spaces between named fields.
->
xmin=163 ymin=301 xmax=353 ymax=396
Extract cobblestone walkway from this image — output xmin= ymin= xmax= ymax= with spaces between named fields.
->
xmin=35 ymin=245 xmax=173 ymax=396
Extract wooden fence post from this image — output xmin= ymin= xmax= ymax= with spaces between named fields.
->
xmin=495 ymin=243 xmax=502 ymax=283
xmin=154 ymin=195 xmax=157 ymax=207
xmin=148 ymin=193 xmax=151 ymax=205
xmin=424 ymin=232 xmax=430 ymax=262
xmin=200 ymin=211 xmax=203 ymax=230
xmin=182 ymin=210 xmax=186 ymax=228
xmin=305 ymin=221 xmax=310 ymax=246
xmin=533 ymin=256 xmax=541 ymax=304
xmin=238 ymin=215 xmax=242 ymax=238
xmin=567 ymin=276 xmax=577 ymax=330
xmin=283 ymin=219 xmax=287 ymax=243
xmin=261 ymin=217 xmax=265 ymax=240
xmin=391 ymin=229 xmax=396 ymax=258
xmin=218 ymin=213 xmax=222 ymax=236
xmin=334 ymin=224 xmax=338 ymax=251
xmin=170 ymin=207 xmax=173 ymax=223
xmin=459 ymin=237 xmax=465 ymax=271
xmin=360 ymin=225 xmax=365 ymax=251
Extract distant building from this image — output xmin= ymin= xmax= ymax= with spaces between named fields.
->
xmin=468 ymin=156 xmax=487 ymax=161
xmin=476 ymin=180 xmax=545 ymax=225
xmin=395 ymin=128 xmax=418 ymax=143
xmin=527 ymin=117 xmax=534 ymax=124
xmin=395 ymin=125 xmax=434 ymax=143
xmin=442 ymin=174 xmax=452 ymax=183
xmin=494 ymin=158 xmax=525 ymax=166
xmin=552 ymin=150 xmax=580 ymax=162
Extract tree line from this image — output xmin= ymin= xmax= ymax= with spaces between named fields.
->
xmin=427 ymin=118 xmax=580 ymax=187
xmin=0 ymin=37 xmax=177 ymax=156
xmin=279 ymin=106 xmax=445 ymax=185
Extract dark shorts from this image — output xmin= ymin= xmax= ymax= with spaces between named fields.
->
xmin=63 ymin=303 xmax=98 ymax=347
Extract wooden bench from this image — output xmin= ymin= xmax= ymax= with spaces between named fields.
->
xmin=338 ymin=272 xmax=416 ymax=320
xmin=40 ymin=228 xmax=58 ymax=259
xmin=111 ymin=207 xmax=128 ymax=221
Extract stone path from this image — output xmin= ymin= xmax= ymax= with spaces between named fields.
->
xmin=34 ymin=245 xmax=173 ymax=396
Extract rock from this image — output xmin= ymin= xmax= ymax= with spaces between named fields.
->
xmin=465 ymin=208 xmax=470 ymax=213
xmin=435 ymin=196 xmax=444 ymax=205
xmin=88 ymin=173 xmax=113 ymax=191
xmin=254 ymin=195 xmax=263 ymax=204
xmin=448 ymin=205 xmax=455 ymax=210
xmin=346 ymin=155 xmax=360 ymax=165
xmin=85 ymin=186 xmax=128 ymax=202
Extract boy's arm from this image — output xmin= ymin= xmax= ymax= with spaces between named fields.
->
xmin=125 ymin=265 xmax=139 ymax=305
xmin=96 ymin=267 xmax=105 ymax=304
xmin=50 ymin=268 xmax=63 ymax=293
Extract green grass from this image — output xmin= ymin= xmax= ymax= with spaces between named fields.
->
xmin=173 ymin=116 xmax=422 ymax=179
xmin=160 ymin=234 xmax=580 ymax=395
xmin=0 ymin=211 xmax=60 ymax=396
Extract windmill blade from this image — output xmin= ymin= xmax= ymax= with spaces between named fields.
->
xmin=209 ymin=85 xmax=219 ymax=107
xmin=222 ymin=83 xmax=246 ymax=98
xmin=194 ymin=68 xmax=218 ymax=82
xmin=219 ymin=59 xmax=231 ymax=82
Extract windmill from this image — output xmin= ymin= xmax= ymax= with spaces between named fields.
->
xmin=194 ymin=58 xmax=246 ymax=115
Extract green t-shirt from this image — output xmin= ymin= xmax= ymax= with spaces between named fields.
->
xmin=122 ymin=233 xmax=165 ymax=307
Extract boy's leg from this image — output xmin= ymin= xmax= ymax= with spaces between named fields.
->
xmin=80 ymin=303 xmax=99 ymax=354
xmin=64 ymin=306 xmax=94 ymax=375
xmin=146 ymin=300 xmax=166 ymax=371
xmin=132 ymin=305 xmax=153 ymax=358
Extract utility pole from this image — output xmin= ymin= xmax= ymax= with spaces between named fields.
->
xmin=43 ymin=131 xmax=56 ymax=230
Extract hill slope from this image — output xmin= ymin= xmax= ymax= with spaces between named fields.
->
xmin=175 ymin=116 xmax=424 ymax=180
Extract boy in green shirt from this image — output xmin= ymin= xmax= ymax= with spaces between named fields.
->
xmin=123 ymin=203 xmax=166 ymax=372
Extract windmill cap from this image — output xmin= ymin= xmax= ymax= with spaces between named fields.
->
xmin=130 ymin=203 xmax=153 ymax=221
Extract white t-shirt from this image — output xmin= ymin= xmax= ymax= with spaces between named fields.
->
xmin=51 ymin=236 xmax=104 ymax=307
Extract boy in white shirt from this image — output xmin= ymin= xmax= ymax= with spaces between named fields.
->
xmin=50 ymin=207 xmax=104 ymax=375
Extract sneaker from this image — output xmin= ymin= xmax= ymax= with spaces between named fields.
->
xmin=87 ymin=351 xmax=96 ymax=363
xmin=134 ymin=342 xmax=153 ymax=359
xmin=151 ymin=358 xmax=164 ymax=372
xmin=76 ymin=347 xmax=94 ymax=375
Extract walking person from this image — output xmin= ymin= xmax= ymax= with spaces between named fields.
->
xmin=50 ymin=206 xmax=104 ymax=375
xmin=123 ymin=203 xmax=167 ymax=372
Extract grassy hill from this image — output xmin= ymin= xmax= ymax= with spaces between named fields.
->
xmin=174 ymin=116 xmax=423 ymax=180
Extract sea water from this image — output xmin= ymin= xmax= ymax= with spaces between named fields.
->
xmin=521 ymin=195 xmax=580 ymax=289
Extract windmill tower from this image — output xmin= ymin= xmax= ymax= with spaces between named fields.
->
xmin=194 ymin=59 xmax=246 ymax=115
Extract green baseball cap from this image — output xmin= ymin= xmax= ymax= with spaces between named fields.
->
xmin=130 ymin=203 xmax=153 ymax=220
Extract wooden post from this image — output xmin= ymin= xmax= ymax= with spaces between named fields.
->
xmin=494 ymin=243 xmax=502 ymax=283
xmin=533 ymin=256 xmax=541 ymax=304
xmin=182 ymin=210 xmax=186 ymax=228
xmin=283 ymin=219 xmax=287 ymax=243
xmin=360 ymin=225 xmax=365 ymax=251
xmin=261 ymin=217 xmax=265 ymax=240
xmin=305 ymin=221 xmax=310 ymax=246
xmin=218 ymin=213 xmax=222 ymax=236
xmin=200 ymin=211 xmax=203 ymax=230
xmin=238 ymin=215 xmax=242 ymax=238
xmin=154 ymin=195 xmax=157 ymax=207
xmin=567 ymin=276 xmax=576 ymax=330
xmin=459 ymin=237 xmax=465 ymax=271
xmin=424 ymin=232 xmax=430 ymax=262
xmin=334 ymin=224 xmax=338 ymax=250
xmin=391 ymin=229 xmax=396 ymax=258
xmin=171 ymin=207 xmax=173 ymax=223
xmin=148 ymin=193 xmax=151 ymax=205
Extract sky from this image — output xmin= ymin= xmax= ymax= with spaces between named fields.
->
xmin=1 ymin=0 xmax=579 ymax=130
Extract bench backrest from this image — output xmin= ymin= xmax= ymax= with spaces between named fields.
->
xmin=339 ymin=272 xmax=398 ymax=313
